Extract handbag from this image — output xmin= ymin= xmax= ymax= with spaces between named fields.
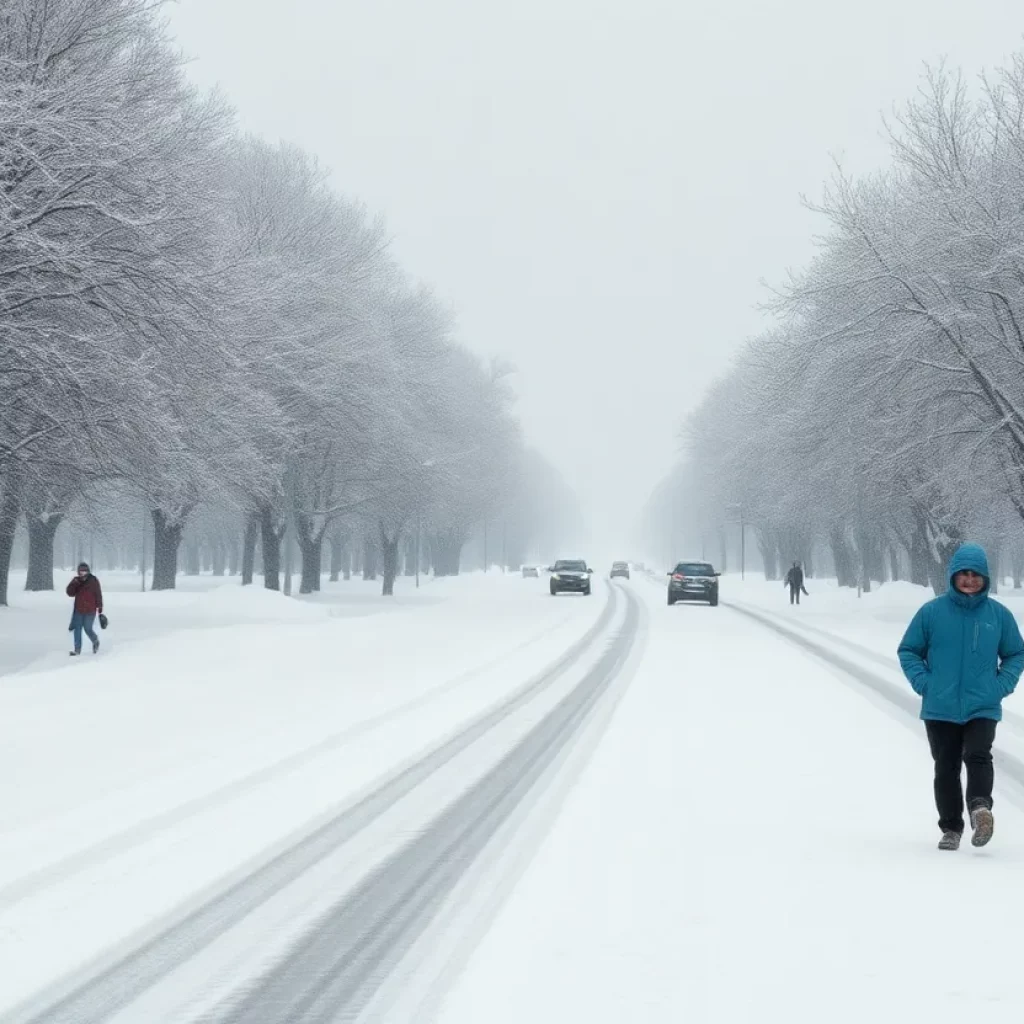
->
xmin=99 ymin=613 xmax=109 ymax=630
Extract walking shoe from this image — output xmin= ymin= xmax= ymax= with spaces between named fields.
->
xmin=69 ymin=651 xmax=81 ymax=657
xmin=92 ymin=639 xmax=100 ymax=654
xmin=938 ymin=830 xmax=962 ymax=851
xmin=970 ymin=805 xmax=994 ymax=847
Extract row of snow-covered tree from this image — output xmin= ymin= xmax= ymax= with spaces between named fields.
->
xmin=644 ymin=53 xmax=1024 ymax=595
xmin=0 ymin=0 xmax=576 ymax=605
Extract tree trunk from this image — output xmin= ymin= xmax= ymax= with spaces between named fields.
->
xmin=283 ymin=533 xmax=294 ymax=596
xmin=212 ymin=541 xmax=227 ymax=577
xmin=988 ymin=541 xmax=1002 ymax=595
xmin=865 ymin=533 xmax=886 ymax=586
xmin=432 ymin=531 xmax=465 ymax=576
xmin=829 ymin=526 xmax=856 ymax=588
xmin=184 ymin=537 xmax=201 ymax=576
xmin=381 ymin=526 xmax=400 ymax=596
xmin=926 ymin=545 xmax=954 ymax=596
xmin=25 ymin=514 xmax=63 ymax=591
xmin=328 ymin=531 xmax=343 ymax=582
xmin=260 ymin=505 xmax=285 ymax=591
xmin=329 ymin=530 xmax=350 ymax=583
xmin=909 ymin=527 xmax=931 ymax=588
xmin=299 ymin=535 xmax=324 ymax=594
xmin=241 ymin=512 xmax=258 ymax=585
xmin=363 ymin=535 xmax=379 ymax=580
xmin=151 ymin=510 xmax=184 ymax=591
xmin=793 ymin=531 xmax=813 ymax=577
xmin=889 ymin=547 xmax=901 ymax=583
xmin=756 ymin=527 xmax=778 ymax=581
xmin=403 ymin=536 xmax=418 ymax=576
xmin=0 ymin=474 xmax=22 ymax=607
xmin=928 ymin=530 xmax=962 ymax=596
xmin=855 ymin=525 xmax=872 ymax=594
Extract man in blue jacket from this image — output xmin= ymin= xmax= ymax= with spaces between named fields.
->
xmin=898 ymin=543 xmax=1024 ymax=850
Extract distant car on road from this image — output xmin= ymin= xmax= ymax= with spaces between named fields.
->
xmin=522 ymin=565 xmax=540 ymax=578
xmin=610 ymin=561 xmax=630 ymax=579
xmin=548 ymin=559 xmax=593 ymax=596
xmin=667 ymin=561 xmax=720 ymax=606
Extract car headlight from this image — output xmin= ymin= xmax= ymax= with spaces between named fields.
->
xmin=552 ymin=573 xmax=562 ymax=580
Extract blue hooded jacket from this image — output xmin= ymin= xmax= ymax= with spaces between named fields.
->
xmin=898 ymin=544 xmax=1024 ymax=723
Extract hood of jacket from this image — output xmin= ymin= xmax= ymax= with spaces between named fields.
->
xmin=947 ymin=543 xmax=990 ymax=609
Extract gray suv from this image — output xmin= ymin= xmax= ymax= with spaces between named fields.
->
xmin=548 ymin=559 xmax=594 ymax=596
xmin=667 ymin=561 xmax=720 ymax=606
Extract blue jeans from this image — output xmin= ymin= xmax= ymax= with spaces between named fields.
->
xmin=71 ymin=612 xmax=98 ymax=652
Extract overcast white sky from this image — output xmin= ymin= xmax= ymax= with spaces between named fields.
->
xmin=169 ymin=0 xmax=1021 ymax=549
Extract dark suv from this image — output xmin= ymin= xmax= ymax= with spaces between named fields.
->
xmin=610 ymin=561 xmax=630 ymax=579
xmin=548 ymin=559 xmax=593 ymax=596
xmin=667 ymin=561 xmax=720 ymax=606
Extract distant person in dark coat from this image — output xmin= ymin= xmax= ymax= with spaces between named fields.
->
xmin=898 ymin=543 xmax=1024 ymax=850
xmin=784 ymin=562 xmax=808 ymax=605
xmin=66 ymin=562 xmax=103 ymax=656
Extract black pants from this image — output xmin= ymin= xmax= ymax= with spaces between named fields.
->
xmin=789 ymin=585 xmax=800 ymax=605
xmin=925 ymin=718 xmax=997 ymax=834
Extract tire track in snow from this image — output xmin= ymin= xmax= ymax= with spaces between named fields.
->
xmin=209 ymin=584 xmax=641 ymax=1024
xmin=0 ymin=603 xmax=590 ymax=913
xmin=3 ymin=587 xmax=621 ymax=1024
xmin=726 ymin=601 xmax=1024 ymax=794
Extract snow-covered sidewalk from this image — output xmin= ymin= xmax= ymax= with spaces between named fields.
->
xmin=0 ymin=569 xmax=453 ymax=678
xmin=726 ymin=570 xmax=1024 ymax=663
xmin=435 ymin=576 xmax=1024 ymax=1024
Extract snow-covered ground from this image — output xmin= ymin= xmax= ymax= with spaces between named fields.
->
xmin=728 ymin=569 xmax=1024 ymax=653
xmin=0 ymin=569 xmax=451 ymax=678
xmin=3 ymin=568 xmax=1023 ymax=1023
xmin=435 ymin=572 xmax=1024 ymax=1024
xmin=0 ymin=569 xmax=604 ymax=1018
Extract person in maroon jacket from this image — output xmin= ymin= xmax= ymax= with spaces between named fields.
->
xmin=66 ymin=562 xmax=103 ymax=655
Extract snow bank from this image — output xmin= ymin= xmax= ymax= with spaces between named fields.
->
xmin=0 ymin=569 xmax=516 ymax=678
xmin=727 ymin=571 xmax=1024 ymax=669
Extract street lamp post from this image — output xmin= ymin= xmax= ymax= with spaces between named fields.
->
xmin=725 ymin=502 xmax=745 ymax=580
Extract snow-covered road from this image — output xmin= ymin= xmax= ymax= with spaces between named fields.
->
xmin=3 ymin=570 xmax=1024 ymax=1022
